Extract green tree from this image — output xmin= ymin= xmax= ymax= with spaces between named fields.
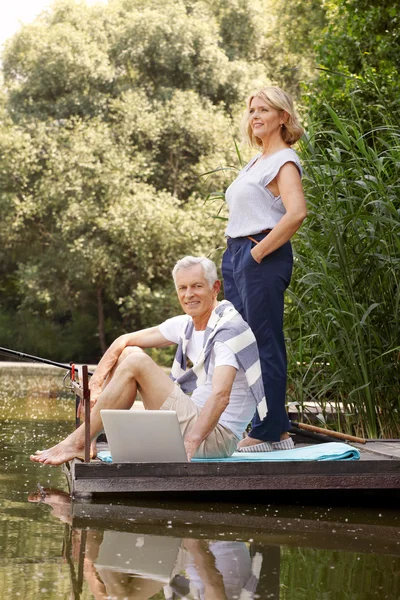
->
xmin=1 ymin=0 xmax=255 ymax=359
xmin=109 ymin=89 xmax=235 ymax=199
xmin=0 ymin=0 xmax=333 ymax=363
xmin=2 ymin=0 xmax=113 ymax=121
xmin=1 ymin=114 xmax=223 ymax=358
xmin=304 ymin=1 xmax=400 ymax=123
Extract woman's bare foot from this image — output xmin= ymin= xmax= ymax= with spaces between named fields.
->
xmin=238 ymin=431 xmax=290 ymax=448
xmin=30 ymin=435 xmax=85 ymax=466
xmin=237 ymin=436 xmax=264 ymax=449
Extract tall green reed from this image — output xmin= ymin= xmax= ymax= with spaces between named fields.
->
xmin=287 ymin=104 xmax=400 ymax=437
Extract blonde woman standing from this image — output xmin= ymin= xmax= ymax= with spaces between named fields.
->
xmin=222 ymin=86 xmax=306 ymax=451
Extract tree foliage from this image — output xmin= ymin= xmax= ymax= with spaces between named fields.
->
xmin=0 ymin=0 xmax=269 ymax=360
xmin=304 ymin=0 xmax=400 ymax=124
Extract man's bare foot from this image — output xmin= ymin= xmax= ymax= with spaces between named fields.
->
xmin=28 ymin=488 xmax=72 ymax=524
xmin=90 ymin=438 xmax=97 ymax=459
xmin=28 ymin=487 xmax=70 ymax=504
xmin=30 ymin=436 xmax=85 ymax=466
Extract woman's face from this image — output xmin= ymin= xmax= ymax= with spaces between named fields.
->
xmin=248 ymin=96 xmax=283 ymax=142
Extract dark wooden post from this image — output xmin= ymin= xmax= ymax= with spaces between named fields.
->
xmin=76 ymin=528 xmax=88 ymax=592
xmin=63 ymin=524 xmax=87 ymax=599
xmin=70 ymin=364 xmax=81 ymax=430
xmin=82 ymin=365 xmax=91 ymax=463
xmin=75 ymin=395 xmax=80 ymax=430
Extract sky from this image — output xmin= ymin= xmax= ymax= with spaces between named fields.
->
xmin=1 ymin=0 xmax=107 ymax=51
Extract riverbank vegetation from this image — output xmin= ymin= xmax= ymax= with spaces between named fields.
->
xmin=287 ymin=104 xmax=400 ymax=438
xmin=0 ymin=0 xmax=398 ymax=436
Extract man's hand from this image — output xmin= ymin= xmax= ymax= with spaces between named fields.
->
xmin=88 ymin=379 xmax=103 ymax=409
xmin=184 ymin=438 xmax=200 ymax=462
xmin=183 ymin=365 xmax=237 ymax=460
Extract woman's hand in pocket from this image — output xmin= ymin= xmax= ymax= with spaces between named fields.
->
xmin=250 ymin=245 xmax=263 ymax=263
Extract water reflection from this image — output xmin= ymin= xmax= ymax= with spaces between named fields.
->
xmin=90 ymin=533 xmax=263 ymax=600
xmin=25 ymin=490 xmax=281 ymax=600
xmin=29 ymin=489 xmax=271 ymax=599
xmin=27 ymin=488 xmax=400 ymax=600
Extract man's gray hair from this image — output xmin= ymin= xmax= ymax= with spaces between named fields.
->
xmin=172 ymin=256 xmax=218 ymax=288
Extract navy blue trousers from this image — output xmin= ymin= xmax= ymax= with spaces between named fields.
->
xmin=222 ymin=233 xmax=292 ymax=441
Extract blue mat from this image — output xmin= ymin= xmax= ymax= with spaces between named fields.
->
xmin=97 ymin=442 xmax=360 ymax=463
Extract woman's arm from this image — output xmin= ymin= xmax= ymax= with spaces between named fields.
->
xmin=250 ymin=161 xmax=307 ymax=263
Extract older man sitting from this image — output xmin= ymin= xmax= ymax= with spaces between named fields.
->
xmin=30 ymin=256 xmax=265 ymax=465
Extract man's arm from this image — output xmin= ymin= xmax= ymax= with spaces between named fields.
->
xmin=184 ymin=365 xmax=237 ymax=461
xmin=89 ymin=326 xmax=173 ymax=403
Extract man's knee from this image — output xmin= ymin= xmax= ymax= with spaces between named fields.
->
xmin=119 ymin=346 xmax=145 ymax=362
xmin=118 ymin=347 xmax=153 ymax=377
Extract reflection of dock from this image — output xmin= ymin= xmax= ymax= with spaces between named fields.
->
xmin=70 ymin=500 xmax=400 ymax=557
xmin=63 ymin=441 xmax=400 ymax=498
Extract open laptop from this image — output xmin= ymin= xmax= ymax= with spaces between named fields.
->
xmin=100 ymin=409 xmax=188 ymax=462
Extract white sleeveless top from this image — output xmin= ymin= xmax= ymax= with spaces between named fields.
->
xmin=225 ymin=148 xmax=302 ymax=238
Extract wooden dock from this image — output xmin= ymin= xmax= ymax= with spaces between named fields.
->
xmin=63 ymin=364 xmax=400 ymax=500
xmin=63 ymin=440 xmax=400 ymax=499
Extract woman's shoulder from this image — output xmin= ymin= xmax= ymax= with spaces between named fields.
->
xmin=272 ymin=147 xmax=300 ymax=162
xmin=269 ymin=147 xmax=302 ymax=175
xmin=254 ymin=147 xmax=300 ymax=167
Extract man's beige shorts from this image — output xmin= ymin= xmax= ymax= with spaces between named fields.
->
xmin=160 ymin=384 xmax=239 ymax=459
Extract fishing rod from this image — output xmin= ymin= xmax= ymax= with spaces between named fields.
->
xmin=0 ymin=346 xmax=93 ymax=376
xmin=290 ymin=420 xmax=366 ymax=444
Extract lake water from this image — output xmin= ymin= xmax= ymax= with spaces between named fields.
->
xmin=0 ymin=365 xmax=399 ymax=599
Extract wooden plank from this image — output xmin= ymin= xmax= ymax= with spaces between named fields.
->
xmin=73 ymin=458 xmax=400 ymax=479
xmin=72 ymin=473 xmax=400 ymax=494
xmin=355 ymin=442 xmax=400 ymax=460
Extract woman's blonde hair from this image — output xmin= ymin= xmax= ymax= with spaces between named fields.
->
xmin=242 ymin=86 xmax=304 ymax=147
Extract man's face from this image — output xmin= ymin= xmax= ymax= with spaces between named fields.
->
xmin=175 ymin=265 xmax=220 ymax=319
